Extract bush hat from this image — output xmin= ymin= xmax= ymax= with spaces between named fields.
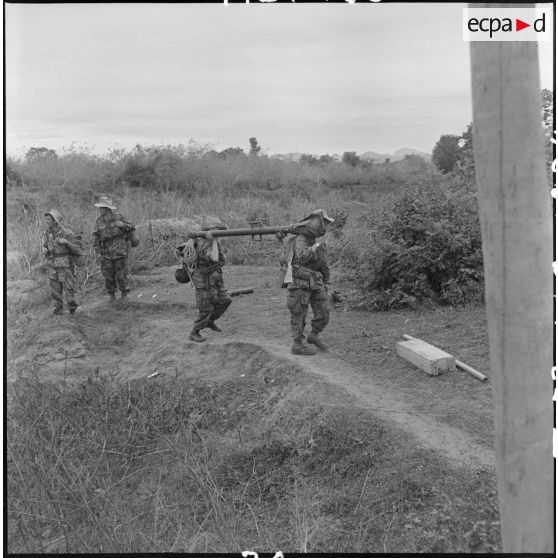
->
xmin=94 ymin=196 xmax=116 ymax=210
xmin=301 ymin=208 xmax=334 ymax=224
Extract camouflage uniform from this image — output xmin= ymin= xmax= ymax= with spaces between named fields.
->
xmin=288 ymin=233 xmax=330 ymax=341
xmin=191 ymin=237 xmax=232 ymax=333
xmin=284 ymin=209 xmax=334 ymax=354
xmin=93 ymin=212 xmax=135 ymax=297
xmin=43 ymin=222 xmax=79 ymax=314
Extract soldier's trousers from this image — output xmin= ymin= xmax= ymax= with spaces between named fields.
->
xmin=193 ymin=286 xmax=232 ymax=331
xmin=48 ymin=267 xmax=78 ymax=313
xmin=287 ymin=287 xmax=329 ymax=340
xmin=101 ymin=257 xmax=129 ymax=295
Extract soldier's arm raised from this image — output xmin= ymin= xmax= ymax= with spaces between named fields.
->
xmin=196 ymin=238 xmax=214 ymax=262
xmin=294 ymin=235 xmax=316 ymax=265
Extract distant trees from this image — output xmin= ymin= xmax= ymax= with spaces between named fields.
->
xmin=249 ymin=137 xmax=261 ymax=157
xmin=433 ymin=88 xmax=553 ymax=181
xmin=319 ymin=154 xmax=334 ymax=164
xmin=300 ymin=153 xmax=338 ymax=166
xmin=5 ymin=137 xmax=444 ymax=202
xmin=453 ymin=124 xmax=475 ymax=181
xmin=342 ymin=151 xmax=360 ymax=167
xmin=25 ymin=147 xmax=58 ymax=162
xmin=300 ymin=154 xmax=318 ymax=165
xmin=220 ymin=147 xmax=245 ymax=158
xmin=432 ymin=134 xmax=461 ymax=173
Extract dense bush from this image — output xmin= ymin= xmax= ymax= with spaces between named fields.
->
xmin=345 ymin=182 xmax=484 ymax=309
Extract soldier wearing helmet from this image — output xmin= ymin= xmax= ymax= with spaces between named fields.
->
xmin=286 ymin=209 xmax=334 ymax=355
xmin=189 ymin=216 xmax=232 ymax=342
xmin=92 ymin=196 xmax=136 ymax=302
xmin=42 ymin=209 xmax=82 ymax=315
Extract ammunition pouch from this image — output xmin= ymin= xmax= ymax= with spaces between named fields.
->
xmin=191 ymin=262 xmax=223 ymax=290
xmin=292 ymin=265 xmax=321 ymax=289
xmin=191 ymin=271 xmax=208 ymax=290
xmin=197 ymin=261 xmax=224 ymax=275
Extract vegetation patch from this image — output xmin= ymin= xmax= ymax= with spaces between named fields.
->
xmin=344 ymin=181 xmax=484 ymax=309
xmin=8 ymin=367 xmax=501 ymax=553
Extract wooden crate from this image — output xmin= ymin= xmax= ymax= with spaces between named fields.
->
xmin=396 ymin=338 xmax=456 ymax=376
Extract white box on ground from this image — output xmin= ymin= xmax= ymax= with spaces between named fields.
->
xmin=396 ymin=338 xmax=456 ymax=376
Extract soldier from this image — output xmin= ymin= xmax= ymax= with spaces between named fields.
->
xmin=285 ymin=208 xmax=334 ymax=355
xmin=42 ymin=209 xmax=82 ymax=315
xmin=92 ymin=196 xmax=136 ymax=302
xmin=189 ymin=217 xmax=232 ymax=343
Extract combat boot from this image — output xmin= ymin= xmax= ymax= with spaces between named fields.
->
xmin=291 ymin=339 xmax=317 ymax=356
xmin=307 ymin=331 xmax=328 ymax=352
xmin=189 ymin=330 xmax=206 ymax=343
xmin=207 ymin=322 xmax=222 ymax=332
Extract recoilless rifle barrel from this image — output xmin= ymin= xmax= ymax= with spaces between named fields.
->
xmin=186 ymin=225 xmax=297 ymax=239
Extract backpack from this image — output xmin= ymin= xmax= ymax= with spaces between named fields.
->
xmin=278 ymin=235 xmax=296 ymax=288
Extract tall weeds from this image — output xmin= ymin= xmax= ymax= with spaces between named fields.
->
xmin=7 ymin=368 xmax=501 ymax=553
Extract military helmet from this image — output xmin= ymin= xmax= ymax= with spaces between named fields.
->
xmin=201 ymin=216 xmax=227 ymax=231
xmin=44 ymin=209 xmax=62 ymax=225
xmin=175 ymin=267 xmax=191 ymax=284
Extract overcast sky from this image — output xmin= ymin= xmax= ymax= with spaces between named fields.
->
xmin=5 ymin=2 xmax=554 ymax=157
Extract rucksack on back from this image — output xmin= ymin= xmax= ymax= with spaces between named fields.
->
xmin=278 ymin=235 xmax=296 ymax=288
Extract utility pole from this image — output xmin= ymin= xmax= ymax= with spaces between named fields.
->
xmin=469 ymin=4 xmax=554 ymax=552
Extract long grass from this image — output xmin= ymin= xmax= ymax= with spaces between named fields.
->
xmin=7 ymin=366 xmax=501 ymax=553
xmin=6 ymin=183 xmax=371 ymax=283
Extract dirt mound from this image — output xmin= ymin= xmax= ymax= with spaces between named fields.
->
xmin=136 ymin=217 xmax=201 ymax=243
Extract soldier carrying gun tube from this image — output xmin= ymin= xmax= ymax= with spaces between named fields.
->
xmin=282 ymin=209 xmax=334 ymax=355
xmin=188 ymin=216 xmax=233 ymax=343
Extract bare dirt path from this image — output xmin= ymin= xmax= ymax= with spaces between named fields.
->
xmin=9 ymin=265 xmax=495 ymax=472
xmin=211 ymin=335 xmax=494 ymax=470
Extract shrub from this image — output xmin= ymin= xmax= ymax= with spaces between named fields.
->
xmin=328 ymin=208 xmax=348 ymax=238
xmin=345 ymin=182 xmax=484 ymax=309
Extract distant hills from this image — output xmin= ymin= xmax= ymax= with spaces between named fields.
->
xmin=358 ymin=147 xmax=431 ymax=162
xmin=273 ymin=147 xmax=431 ymax=163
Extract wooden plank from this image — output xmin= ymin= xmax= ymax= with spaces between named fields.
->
xmin=395 ymin=338 xmax=455 ymax=376
xmin=403 ymin=334 xmax=488 ymax=382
